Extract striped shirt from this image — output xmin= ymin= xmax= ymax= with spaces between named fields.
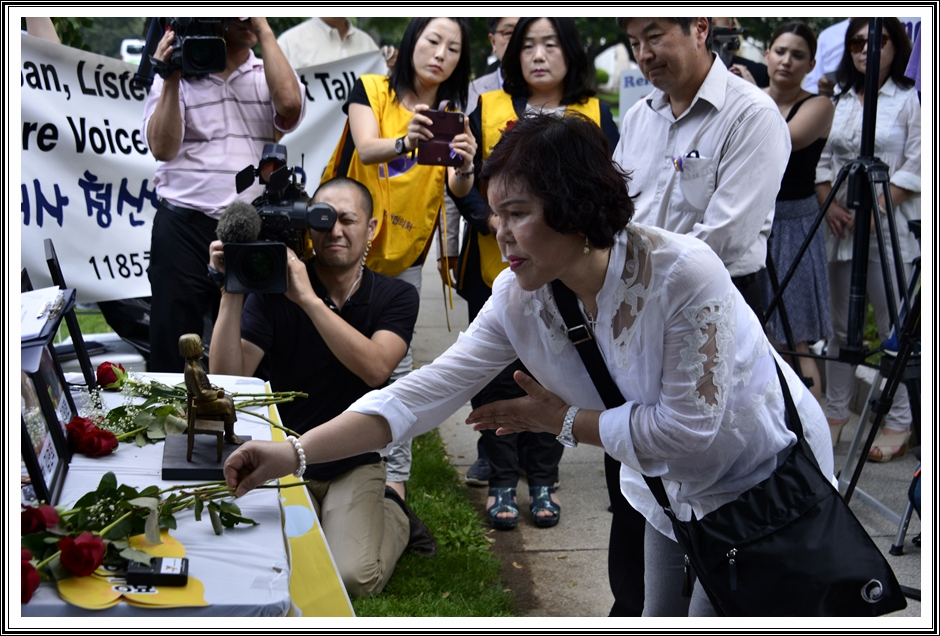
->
xmin=141 ymin=51 xmax=305 ymax=219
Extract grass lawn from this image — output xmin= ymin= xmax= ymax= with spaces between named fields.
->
xmin=353 ymin=431 xmax=516 ymax=617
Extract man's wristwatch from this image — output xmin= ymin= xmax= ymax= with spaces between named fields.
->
xmin=207 ymin=265 xmax=225 ymax=290
xmin=394 ymin=136 xmax=408 ymax=155
xmin=557 ymin=405 xmax=580 ymax=448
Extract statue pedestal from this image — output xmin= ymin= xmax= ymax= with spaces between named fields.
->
xmin=162 ymin=433 xmax=252 ymax=481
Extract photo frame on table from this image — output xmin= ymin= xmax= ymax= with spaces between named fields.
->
xmin=22 ymin=374 xmax=69 ymax=505
xmin=27 ymin=345 xmax=76 ymax=464
xmin=45 ymin=238 xmax=97 ymax=390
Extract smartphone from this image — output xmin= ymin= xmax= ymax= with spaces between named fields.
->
xmin=417 ymin=110 xmax=465 ymax=167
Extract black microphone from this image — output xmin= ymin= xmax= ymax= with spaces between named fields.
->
xmin=216 ymin=201 xmax=261 ymax=243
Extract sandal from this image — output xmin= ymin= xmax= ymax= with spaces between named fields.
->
xmin=868 ymin=428 xmax=911 ymax=463
xmin=487 ymin=487 xmax=518 ymax=530
xmin=529 ymin=486 xmax=560 ymax=528
xmin=828 ymin=416 xmax=850 ymax=447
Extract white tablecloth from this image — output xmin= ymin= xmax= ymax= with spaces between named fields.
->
xmin=21 ymin=374 xmax=292 ymax=617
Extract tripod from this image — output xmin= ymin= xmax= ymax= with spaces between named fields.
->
xmin=764 ymin=17 xmax=920 ymax=555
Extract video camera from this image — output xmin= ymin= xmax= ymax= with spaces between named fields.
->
xmin=133 ymin=17 xmax=238 ymax=90
xmin=711 ymin=24 xmax=749 ymax=69
xmin=221 ymin=144 xmax=337 ymax=294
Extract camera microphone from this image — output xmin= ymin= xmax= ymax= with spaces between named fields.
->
xmin=216 ymin=201 xmax=262 ymax=243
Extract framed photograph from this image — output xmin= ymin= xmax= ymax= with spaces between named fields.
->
xmin=28 ymin=346 xmax=75 ymax=462
xmin=21 ymin=374 xmax=68 ymax=505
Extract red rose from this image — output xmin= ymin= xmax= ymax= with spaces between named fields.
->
xmin=66 ymin=415 xmax=97 ymax=449
xmin=21 ymin=504 xmax=59 ymax=535
xmin=22 ymin=559 xmax=41 ymax=603
xmin=96 ymin=361 xmax=127 ymax=391
xmin=78 ymin=428 xmax=119 ymax=457
xmin=58 ymin=532 xmax=106 ymax=577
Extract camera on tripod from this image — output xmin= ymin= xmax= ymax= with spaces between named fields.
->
xmin=222 ymin=144 xmax=337 ymax=294
xmin=711 ymin=24 xmax=748 ymax=69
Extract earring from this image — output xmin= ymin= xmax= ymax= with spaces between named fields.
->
xmin=362 ymin=240 xmax=372 ymax=264
xmin=583 ymin=236 xmax=590 ymax=255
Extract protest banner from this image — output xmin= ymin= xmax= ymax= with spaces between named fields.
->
xmin=20 ymin=33 xmax=384 ymax=303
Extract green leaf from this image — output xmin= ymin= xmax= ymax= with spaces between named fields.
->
xmin=153 ymin=404 xmax=180 ymax=417
xmin=104 ymin=516 xmax=135 ymax=540
xmin=194 ymin=497 xmax=204 ymax=521
xmin=159 ymin=512 xmax=178 ymax=530
xmin=218 ymin=500 xmax=242 ymax=516
xmin=138 ymin=485 xmax=160 ymax=498
xmin=147 ymin=416 xmax=168 ymax=440
xmin=164 ymin=414 xmax=187 ymax=435
xmin=97 ymin=472 xmax=118 ymax=493
xmin=126 ymin=496 xmax=159 ymax=511
xmin=144 ymin=509 xmax=161 ymax=544
xmin=120 ymin=547 xmax=153 ymax=566
xmin=73 ymin=490 xmax=100 ymax=509
xmin=134 ymin=410 xmax=156 ymax=429
xmin=208 ymin=504 xmax=223 ymax=535
xmin=135 ymin=431 xmax=148 ymax=447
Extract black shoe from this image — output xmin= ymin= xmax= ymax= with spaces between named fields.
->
xmin=384 ymin=486 xmax=437 ymax=557
xmin=465 ymin=457 xmax=492 ymax=486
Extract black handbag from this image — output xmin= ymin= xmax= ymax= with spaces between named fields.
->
xmin=551 ymin=279 xmax=907 ymax=617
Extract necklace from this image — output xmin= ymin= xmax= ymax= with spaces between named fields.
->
xmin=585 ymin=307 xmax=598 ymax=332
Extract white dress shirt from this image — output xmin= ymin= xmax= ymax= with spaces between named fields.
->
xmin=613 ymin=56 xmax=791 ymax=278
xmin=277 ymin=18 xmax=378 ymax=69
xmin=347 ymin=226 xmax=833 ymax=539
xmin=816 ymin=79 xmax=921 ymax=264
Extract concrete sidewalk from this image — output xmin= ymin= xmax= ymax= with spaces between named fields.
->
xmin=412 ymin=258 xmax=922 ymax=619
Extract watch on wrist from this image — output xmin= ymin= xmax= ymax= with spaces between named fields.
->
xmin=207 ymin=265 xmax=226 ymax=290
xmin=557 ymin=405 xmax=580 ymax=448
xmin=395 ymin=136 xmax=407 ymax=155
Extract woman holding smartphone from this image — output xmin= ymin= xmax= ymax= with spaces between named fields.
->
xmin=322 ymin=17 xmax=476 ymax=499
xmin=452 ymin=17 xmax=619 ymax=532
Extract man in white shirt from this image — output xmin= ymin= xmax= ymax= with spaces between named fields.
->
xmin=608 ymin=16 xmax=789 ymax=616
xmin=277 ymin=17 xmax=393 ymax=69
xmin=613 ymin=17 xmax=790 ymax=320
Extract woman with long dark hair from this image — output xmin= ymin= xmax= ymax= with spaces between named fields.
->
xmin=321 ymin=17 xmax=477 ymax=497
xmin=759 ymin=21 xmax=834 ymax=411
xmin=453 ymin=17 xmax=619 ymax=531
xmin=816 ymin=17 xmax=920 ymax=460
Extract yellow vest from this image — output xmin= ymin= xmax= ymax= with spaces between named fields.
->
xmin=474 ymin=91 xmax=602 ymax=287
xmin=322 ymin=75 xmax=447 ymax=277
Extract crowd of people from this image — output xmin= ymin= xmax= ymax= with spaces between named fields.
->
xmin=29 ymin=14 xmax=917 ymax=615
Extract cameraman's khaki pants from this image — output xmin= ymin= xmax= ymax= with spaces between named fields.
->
xmin=306 ymin=460 xmax=409 ymax=598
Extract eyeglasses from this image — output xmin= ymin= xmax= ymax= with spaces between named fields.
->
xmin=848 ymin=33 xmax=890 ymax=54
xmin=494 ymin=28 xmax=515 ymax=40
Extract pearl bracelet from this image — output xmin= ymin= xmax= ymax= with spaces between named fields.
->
xmin=285 ymin=435 xmax=306 ymax=479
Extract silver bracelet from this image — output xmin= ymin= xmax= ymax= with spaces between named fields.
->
xmin=285 ymin=435 xmax=306 ymax=479
xmin=456 ymin=163 xmax=474 ymax=181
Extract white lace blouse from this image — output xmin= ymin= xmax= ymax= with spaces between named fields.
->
xmin=348 ymin=225 xmax=834 ymax=539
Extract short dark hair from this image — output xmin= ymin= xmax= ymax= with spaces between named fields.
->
xmin=769 ymin=20 xmax=818 ymax=61
xmin=616 ymin=17 xmax=714 ymax=51
xmin=313 ymin=177 xmax=374 ymax=218
xmin=480 ymin=113 xmax=634 ymax=249
xmin=500 ymin=17 xmax=595 ymax=106
xmin=836 ymin=17 xmax=915 ymax=98
xmin=486 ymin=18 xmax=503 ymax=34
xmin=389 ymin=18 xmax=472 ymax=111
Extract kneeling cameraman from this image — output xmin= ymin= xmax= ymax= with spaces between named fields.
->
xmin=208 ymin=177 xmax=433 ymax=598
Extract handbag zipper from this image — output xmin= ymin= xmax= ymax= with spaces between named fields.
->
xmin=682 ymin=554 xmax=693 ymax=597
xmin=727 ymin=548 xmax=738 ymax=591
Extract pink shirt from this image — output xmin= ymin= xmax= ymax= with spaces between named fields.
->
xmin=142 ymin=51 xmax=305 ymax=218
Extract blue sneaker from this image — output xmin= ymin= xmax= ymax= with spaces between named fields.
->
xmin=465 ymin=457 xmax=492 ymax=486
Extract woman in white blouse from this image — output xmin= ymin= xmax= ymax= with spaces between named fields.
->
xmin=815 ymin=17 xmax=920 ymax=462
xmin=225 ymin=113 xmax=833 ymax=616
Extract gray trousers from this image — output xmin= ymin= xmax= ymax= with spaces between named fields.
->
xmin=643 ymin=521 xmax=718 ymax=617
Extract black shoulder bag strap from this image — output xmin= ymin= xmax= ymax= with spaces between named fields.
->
xmin=550 ymin=278 xmax=804 ymax=513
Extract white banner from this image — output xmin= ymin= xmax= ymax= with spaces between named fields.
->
xmin=20 ymin=34 xmax=384 ymax=303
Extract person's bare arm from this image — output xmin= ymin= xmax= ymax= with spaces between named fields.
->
xmin=252 ymin=18 xmax=303 ymax=129
xmin=787 ymin=95 xmax=834 ymax=151
xmin=145 ymin=30 xmax=184 ymax=161
xmin=25 ymin=17 xmax=59 ymax=43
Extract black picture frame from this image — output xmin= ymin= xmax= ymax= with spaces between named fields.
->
xmin=28 ymin=345 xmax=75 ymax=464
xmin=45 ymin=238 xmax=97 ymax=390
xmin=21 ymin=375 xmax=69 ymax=505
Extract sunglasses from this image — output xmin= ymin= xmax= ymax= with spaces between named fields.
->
xmin=848 ymin=33 xmax=891 ymax=54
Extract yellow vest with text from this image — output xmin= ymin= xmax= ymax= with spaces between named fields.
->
xmin=322 ymin=74 xmax=447 ymax=277
xmin=476 ymin=91 xmax=602 ymax=287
